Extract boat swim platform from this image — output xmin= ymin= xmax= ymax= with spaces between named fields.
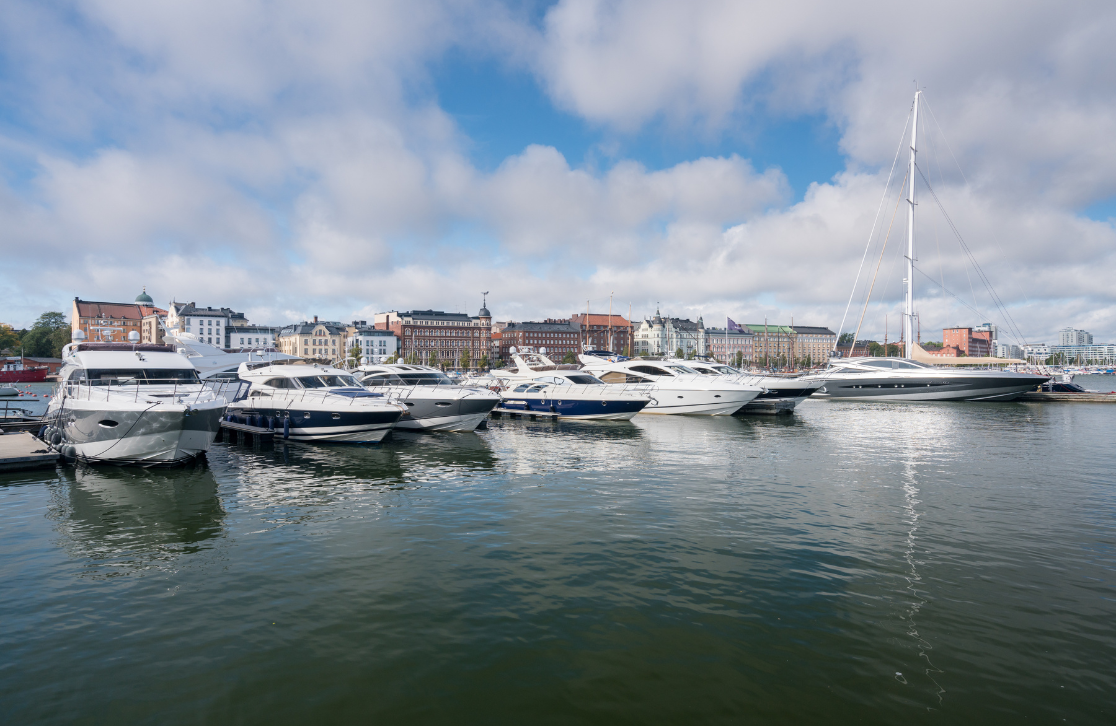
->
xmin=1017 ymin=392 xmax=1116 ymax=403
xmin=0 ymin=432 xmax=60 ymax=472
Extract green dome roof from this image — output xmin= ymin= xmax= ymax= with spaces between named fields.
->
xmin=135 ymin=287 xmax=153 ymax=304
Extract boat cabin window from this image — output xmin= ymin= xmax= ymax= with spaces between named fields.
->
xmin=564 ymin=374 xmax=603 ymax=385
xmin=361 ymin=374 xmax=394 ymax=387
xmin=630 ymin=365 xmax=671 ymax=377
xmin=264 ymin=377 xmax=298 ymax=389
xmin=297 ymin=374 xmax=360 ymax=388
xmin=599 ymin=371 xmax=648 ymax=384
xmin=395 ymin=372 xmax=454 ymax=385
xmin=664 ymin=364 xmax=698 ymax=375
xmin=861 ymin=360 xmax=928 ymax=370
xmin=713 ymin=366 xmax=739 ymax=374
xmin=79 ymin=368 xmax=201 ymax=385
xmin=691 ymin=367 xmax=717 ymax=375
xmin=512 ymin=384 xmax=532 ymax=392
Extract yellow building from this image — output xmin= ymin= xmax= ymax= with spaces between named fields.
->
xmin=277 ymin=317 xmax=345 ymax=360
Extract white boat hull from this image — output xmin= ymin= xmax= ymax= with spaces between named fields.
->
xmin=395 ymin=411 xmax=491 ymax=432
xmin=640 ymin=389 xmax=758 ymax=415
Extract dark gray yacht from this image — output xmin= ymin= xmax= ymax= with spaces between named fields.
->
xmin=805 ymin=357 xmax=1046 ymax=402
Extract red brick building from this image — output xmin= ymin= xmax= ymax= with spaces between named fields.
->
xmin=497 ymin=320 xmax=580 ymax=362
xmin=374 ymin=307 xmax=492 ymax=368
xmin=943 ymin=327 xmax=992 ymax=357
xmin=569 ymin=313 xmax=632 ymax=354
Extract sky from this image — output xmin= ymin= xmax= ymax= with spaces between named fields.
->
xmin=2 ymin=0 xmax=1115 ymax=346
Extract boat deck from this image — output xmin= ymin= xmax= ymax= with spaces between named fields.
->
xmin=0 ymin=432 xmax=60 ymax=472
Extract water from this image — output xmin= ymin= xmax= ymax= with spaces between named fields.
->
xmin=1 ymin=398 xmax=1114 ymax=724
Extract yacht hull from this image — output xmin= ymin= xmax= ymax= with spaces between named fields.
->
xmin=53 ymin=403 xmax=225 ymax=465
xmin=499 ymin=396 xmax=646 ymax=420
xmin=641 ymin=389 xmax=758 ymax=415
xmin=394 ymin=394 xmax=500 ymax=431
xmin=227 ymin=406 xmax=401 ymax=443
xmin=735 ymin=381 xmax=823 ymax=415
xmin=811 ymin=375 xmax=1043 ymax=402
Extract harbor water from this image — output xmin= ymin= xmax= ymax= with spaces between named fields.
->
xmin=1 ymin=394 xmax=1114 ymax=723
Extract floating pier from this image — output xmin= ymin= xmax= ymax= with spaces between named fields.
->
xmin=217 ymin=419 xmax=276 ymax=446
xmin=0 ymin=432 xmax=60 ymax=472
xmin=1018 ymin=392 xmax=1116 ymax=403
xmin=491 ymin=407 xmax=560 ymax=420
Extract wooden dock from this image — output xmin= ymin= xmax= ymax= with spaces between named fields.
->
xmin=1018 ymin=392 xmax=1116 ymax=403
xmin=0 ymin=432 xmax=60 ymax=472
xmin=217 ymin=420 xmax=276 ymax=445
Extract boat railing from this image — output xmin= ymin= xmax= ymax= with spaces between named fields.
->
xmin=54 ymin=378 xmax=247 ymax=405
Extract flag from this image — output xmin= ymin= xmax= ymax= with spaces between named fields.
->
xmin=727 ymin=318 xmax=743 ymax=332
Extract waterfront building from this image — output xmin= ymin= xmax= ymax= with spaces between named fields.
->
xmin=705 ymin=325 xmax=753 ymax=364
xmin=344 ymin=322 xmax=399 ymax=364
xmin=376 ymin=305 xmax=492 ymax=368
xmin=165 ymin=302 xmax=249 ymax=348
xmin=277 ymin=317 xmax=345 ymax=360
xmin=943 ymin=327 xmax=993 ymax=357
xmin=497 ymin=320 xmax=580 ymax=362
xmin=1050 ymin=343 xmax=1116 ymax=364
xmin=836 ymin=340 xmax=873 ymax=358
xmin=71 ymin=291 xmax=166 ymax=344
xmin=229 ymin=326 xmax=278 ymax=350
xmin=790 ymin=326 xmax=838 ymax=365
xmin=570 ymin=313 xmax=632 ymax=354
xmin=633 ymin=311 xmax=707 ymax=357
xmin=1058 ymin=327 xmax=1093 ymax=346
xmin=1022 ymin=343 xmax=1050 ymax=360
xmin=994 ymin=342 xmax=1025 ymax=360
xmin=744 ymin=323 xmax=796 ymax=365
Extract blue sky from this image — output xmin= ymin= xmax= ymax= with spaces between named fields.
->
xmin=1 ymin=0 xmax=1115 ymax=344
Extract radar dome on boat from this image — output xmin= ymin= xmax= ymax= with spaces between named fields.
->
xmin=135 ymin=286 xmax=153 ymax=304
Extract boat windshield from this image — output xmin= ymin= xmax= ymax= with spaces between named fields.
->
xmin=396 ymin=372 xmax=454 ymax=385
xmin=564 ymin=374 xmax=603 ymax=384
xmin=296 ymin=375 xmax=361 ymax=388
xmin=74 ymin=368 xmax=201 ymax=385
xmin=713 ymin=366 xmax=739 ymax=374
xmin=664 ymin=364 xmax=699 ymax=375
xmin=859 ymin=360 xmax=929 ymax=370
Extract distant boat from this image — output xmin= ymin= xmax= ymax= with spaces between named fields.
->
xmin=0 ymin=360 xmax=48 ymax=383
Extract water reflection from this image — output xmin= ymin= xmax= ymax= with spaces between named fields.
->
xmin=51 ymin=461 xmax=224 ymax=578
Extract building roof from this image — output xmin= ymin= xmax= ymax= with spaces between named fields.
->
xmin=572 ymin=313 xmax=631 ymax=327
xmin=705 ymin=327 xmax=754 ymax=336
xmin=503 ymin=321 xmax=578 ymax=332
xmin=172 ymin=302 xmax=245 ymax=319
xmin=744 ymin=324 xmax=796 ymax=335
xmin=398 ymin=310 xmax=477 ymax=323
xmin=135 ymin=287 xmax=153 ymax=304
xmin=74 ymin=298 xmax=166 ymax=320
xmin=349 ymin=328 xmax=398 ymax=337
xmin=790 ymin=326 xmax=836 ymax=336
xmin=278 ymin=321 xmax=346 ymax=336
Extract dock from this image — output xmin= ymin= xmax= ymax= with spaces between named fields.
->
xmin=1018 ymin=392 xmax=1116 ymax=403
xmin=217 ymin=419 xmax=276 ymax=445
xmin=491 ymin=407 xmax=560 ymax=420
xmin=0 ymin=432 xmax=60 ymax=472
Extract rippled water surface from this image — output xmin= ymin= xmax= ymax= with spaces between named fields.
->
xmin=2 ymin=400 xmax=1114 ymax=724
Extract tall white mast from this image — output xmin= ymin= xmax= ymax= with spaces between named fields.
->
xmin=904 ymin=90 xmax=920 ymax=358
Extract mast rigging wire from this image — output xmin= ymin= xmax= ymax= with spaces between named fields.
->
xmin=851 ymin=167 xmax=910 ymax=350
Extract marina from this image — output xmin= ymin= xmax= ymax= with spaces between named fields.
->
xmin=2 ymin=399 xmax=1112 ymax=723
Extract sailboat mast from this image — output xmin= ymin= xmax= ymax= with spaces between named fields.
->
xmin=905 ymin=90 xmax=920 ymax=358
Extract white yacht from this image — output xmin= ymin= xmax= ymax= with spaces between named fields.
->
xmin=806 ymin=356 xmax=1045 ymax=401
xmin=681 ymin=359 xmax=823 ymax=414
xmin=818 ymin=89 xmax=1047 ymax=401
xmin=481 ymin=353 xmax=652 ymax=420
xmin=163 ymin=331 xmax=300 ymax=380
xmin=42 ymin=338 xmax=230 ymax=465
xmin=228 ymin=362 xmax=405 ymax=443
xmin=577 ymin=354 xmax=762 ymax=415
xmin=354 ymin=364 xmax=500 ymax=431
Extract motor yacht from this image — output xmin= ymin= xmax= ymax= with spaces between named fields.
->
xmin=164 ymin=331 xmax=301 ymax=380
xmin=577 ymin=354 xmax=762 ymax=415
xmin=354 ymin=364 xmax=499 ymax=431
xmin=229 ymin=362 xmax=405 ymax=443
xmin=42 ymin=339 xmax=230 ymax=465
xmin=681 ymin=359 xmax=823 ymax=414
xmin=805 ymin=356 xmax=1046 ymax=401
xmin=482 ymin=353 xmax=652 ymax=420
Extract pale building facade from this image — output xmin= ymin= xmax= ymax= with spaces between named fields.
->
xmin=634 ymin=311 xmax=707 ymax=357
xmin=277 ymin=317 xmax=345 ymax=360
xmin=344 ymin=323 xmax=399 ymax=364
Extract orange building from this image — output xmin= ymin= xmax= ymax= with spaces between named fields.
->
xmin=569 ymin=313 xmax=632 ymax=354
xmin=71 ymin=290 xmax=166 ymax=344
xmin=943 ymin=327 xmax=992 ymax=357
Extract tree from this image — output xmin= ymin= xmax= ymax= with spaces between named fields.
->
xmin=686 ymin=348 xmax=696 ymax=359
xmin=0 ymin=324 xmax=20 ymax=353
xmin=562 ymin=351 xmax=576 ymax=364
xmin=478 ymin=354 xmax=489 ymax=371
xmin=21 ymin=311 xmax=69 ymax=357
xmin=838 ymin=332 xmax=854 ymax=346
xmin=675 ymin=347 xmax=684 ymax=359
xmin=427 ymin=351 xmax=439 ymax=368
xmin=459 ymin=348 xmax=471 ymax=370
xmin=348 ymin=344 xmax=362 ymax=366
xmin=733 ymin=351 xmax=744 ymax=368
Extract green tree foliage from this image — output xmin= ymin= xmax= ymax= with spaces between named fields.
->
xmin=478 ymin=354 xmax=489 ymax=371
xmin=348 ymin=344 xmax=362 ymax=366
xmin=733 ymin=351 xmax=744 ymax=368
xmin=384 ymin=353 xmax=398 ymax=364
xmin=427 ymin=351 xmax=439 ymax=368
xmin=838 ymin=332 xmax=854 ymax=345
xmin=459 ymin=348 xmax=471 ymax=370
xmin=562 ymin=352 xmax=576 ymax=364
xmin=0 ymin=324 xmax=20 ymax=353
xmin=674 ymin=347 xmax=684 ymax=358
xmin=20 ymin=312 xmax=70 ymax=357
xmin=686 ymin=348 xmax=696 ymax=359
